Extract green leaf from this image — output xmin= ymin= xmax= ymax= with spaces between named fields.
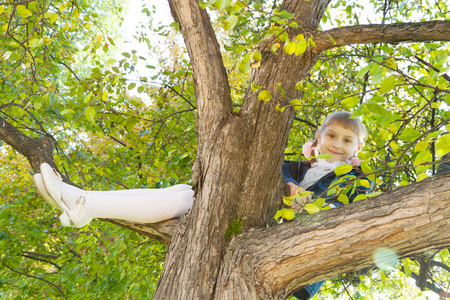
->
xmin=366 ymin=103 xmax=393 ymax=122
xmin=83 ymin=92 xmax=92 ymax=104
xmin=28 ymin=38 xmax=44 ymax=48
xmin=413 ymin=150 xmax=432 ymax=166
xmin=85 ymin=107 xmax=96 ymax=123
xmin=334 ymin=164 xmax=352 ymax=176
xmin=61 ymin=108 xmax=75 ymax=115
xmin=294 ymin=81 xmax=304 ymax=90
xmin=238 ymin=55 xmax=250 ymax=73
xmin=437 ymin=65 xmax=450 ymax=77
xmin=379 ymin=75 xmax=399 ymax=94
xmin=341 ymin=95 xmax=359 ymax=109
xmin=212 ymin=0 xmax=232 ymax=9
xmin=403 ymin=258 xmax=411 ymax=276
xmin=397 ymin=128 xmax=422 ymax=142
xmin=436 ymin=134 xmax=450 ymax=157
xmin=137 ymin=86 xmax=145 ymax=94
xmin=105 ymin=58 xmax=117 ymax=66
xmin=356 ymin=65 xmax=371 ymax=78
xmin=252 ymin=51 xmax=262 ymax=61
xmin=360 ymin=161 xmax=375 ymax=181
xmin=312 ymin=197 xmax=326 ymax=209
xmin=128 ymin=83 xmax=136 ymax=90
xmin=258 ymin=90 xmax=272 ymax=102
xmin=251 ymin=81 xmax=262 ymax=92
xmin=353 ymin=194 xmax=368 ymax=202
xmin=17 ymin=5 xmax=32 ymax=18
xmin=328 ymin=34 xmax=337 ymax=45
xmin=1 ymin=51 xmax=12 ymax=61
xmin=223 ymin=15 xmax=239 ymax=31
xmin=44 ymin=12 xmax=59 ymax=24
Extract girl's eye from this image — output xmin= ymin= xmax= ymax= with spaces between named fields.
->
xmin=345 ymin=139 xmax=352 ymax=143
xmin=328 ymin=134 xmax=334 ymax=138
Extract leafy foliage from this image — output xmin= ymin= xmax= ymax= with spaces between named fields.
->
xmin=1 ymin=0 xmax=449 ymax=298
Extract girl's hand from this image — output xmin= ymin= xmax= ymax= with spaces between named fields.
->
xmin=287 ymin=182 xmax=312 ymax=213
xmin=287 ymin=182 xmax=300 ymax=196
xmin=292 ymin=194 xmax=312 ymax=213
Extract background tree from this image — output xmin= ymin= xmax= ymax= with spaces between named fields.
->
xmin=1 ymin=0 xmax=450 ymax=298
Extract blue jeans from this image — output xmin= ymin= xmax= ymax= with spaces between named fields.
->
xmin=291 ymin=280 xmax=325 ymax=299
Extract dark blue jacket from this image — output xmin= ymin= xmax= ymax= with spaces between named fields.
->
xmin=282 ymin=160 xmax=371 ymax=206
xmin=282 ymin=160 xmax=372 ymax=299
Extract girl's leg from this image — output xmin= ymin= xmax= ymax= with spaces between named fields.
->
xmin=61 ymin=183 xmax=194 ymax=223
xmin=88 ymin=184 xmax=192 ymax=196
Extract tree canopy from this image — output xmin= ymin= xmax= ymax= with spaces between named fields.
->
xmin=1 ymin=0 xmax=450 ymax=299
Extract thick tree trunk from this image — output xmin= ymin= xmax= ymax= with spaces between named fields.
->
xmin=154 ymin=0 xmax=331 ymax=299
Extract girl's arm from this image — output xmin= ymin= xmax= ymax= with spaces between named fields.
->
xmin=282 ymin=161 xmax=300 ymax=186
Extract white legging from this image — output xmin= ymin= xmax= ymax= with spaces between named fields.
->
xmin=69 ymin=184 xmax=194 ymax=223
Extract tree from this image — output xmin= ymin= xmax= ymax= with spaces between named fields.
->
xmin=1 ymin=0 xmax=450 ymax=298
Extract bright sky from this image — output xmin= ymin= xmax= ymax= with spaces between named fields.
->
xmin=120 ymin=1 xmax=172 ymax=89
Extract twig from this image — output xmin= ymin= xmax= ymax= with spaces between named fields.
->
xmin=1 ymin=262 xmax=67 ymax=299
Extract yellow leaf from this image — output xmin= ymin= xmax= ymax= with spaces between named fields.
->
xmin=389 ymin=141 xmax=399 ymax=150
xmin=360 ymin=179 xmax=371 ymax=189
xmin=304 ymin=203 xmax=320 ymax=214
xmin=334 ymin=164 xmax=352 ymax=176
xmin=17 ymin=5 xmax=32 ymax=18
xmin=417 ymin=173 xmax=427 ymax=181
xmin=337 ymin=194 xmax=349 ymax=204
xmin=414 ymin=141 xmax=429 ymax=152
xmin=258 ymin=90 xmax=272 ymax=102
xmin=282 ymin=209 xmax=296 ymax=220
xmin=282 ymin=196 xmax=293 ymax=206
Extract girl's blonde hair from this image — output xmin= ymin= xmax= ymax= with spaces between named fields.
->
xmin=317 ymin=111 xmax=368 ymax=143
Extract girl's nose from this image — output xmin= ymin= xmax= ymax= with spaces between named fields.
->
xmin=333 ymin=140 xmax=342 ymax=148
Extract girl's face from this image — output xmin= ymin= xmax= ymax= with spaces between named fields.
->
xmin=317 ymin=123 xmax=363 ymax=163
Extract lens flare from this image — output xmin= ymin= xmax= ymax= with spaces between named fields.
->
xmin=374 ymin=248 xmax=399 ymax=270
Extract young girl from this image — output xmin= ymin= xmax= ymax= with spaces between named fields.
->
xmin=33 ymin=111 xmax=369 ymax=299
xmin=282 ymin=111 xmax=371 ymax=300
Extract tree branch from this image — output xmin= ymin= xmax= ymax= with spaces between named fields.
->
xmin=315 ymin=21 xmax=450 ymax=52
xmin=0 ymin=116 xmax=54 ymax=173
xmin=167 ymin=0 xmax=232 ymax=125
xmin=216 ymin=172 xmax=450 ymax=298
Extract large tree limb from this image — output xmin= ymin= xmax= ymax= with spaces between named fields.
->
xmin=167 ymin=0 xmax=232 ymax=131
xmin=315 ymin=20 xmax=450 ymax=52
xmin=0 ymin=116 xmax=54 ymax=173
xmin=216 ymin=172 xmax=450 ymax=299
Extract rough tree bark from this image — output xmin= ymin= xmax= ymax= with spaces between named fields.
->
xmin=1 ymin=0 xmax=450 ymax=299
